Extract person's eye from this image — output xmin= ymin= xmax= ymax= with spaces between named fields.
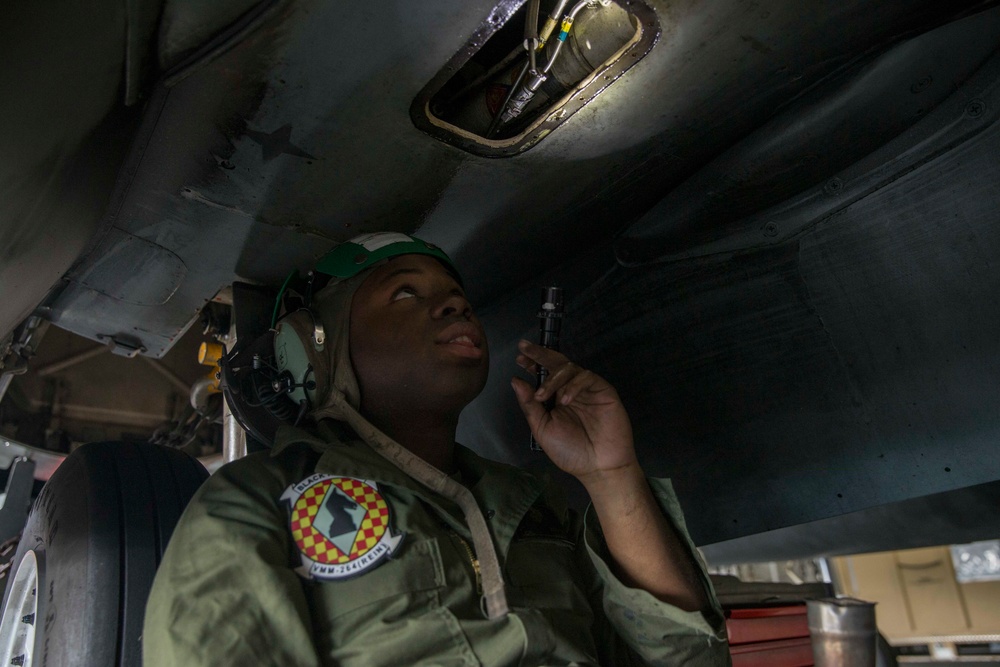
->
xmin=392 ymin=286 xmax=417 ymax=301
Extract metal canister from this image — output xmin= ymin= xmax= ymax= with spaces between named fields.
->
xmin=807 ymin=597 xmax=877 ymax=666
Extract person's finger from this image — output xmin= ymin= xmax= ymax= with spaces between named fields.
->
xmin=515 ymin=354 xmax=539 ymax=374
xmin=535 ymin=360 xmax=582 ymax=401
xmin=511 ymin=377 xmax=548 ymax=435
xmin=556 ymin=368 xmax=598 ymax=405
xmin=518 ymin=339 xmax=571 ymax=369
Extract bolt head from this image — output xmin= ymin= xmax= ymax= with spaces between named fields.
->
xmin=966 ymin=99 xmax=986 ymax=118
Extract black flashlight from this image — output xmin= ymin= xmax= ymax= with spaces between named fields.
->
xmin=531 ymin=287 xmax=564 ymax=452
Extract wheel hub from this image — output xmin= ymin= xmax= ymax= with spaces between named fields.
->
xmin=0 ymin=550 xmax=39 ymax=667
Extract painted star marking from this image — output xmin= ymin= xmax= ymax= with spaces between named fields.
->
xmin=244 ymin=124 xmax=316 ymax=162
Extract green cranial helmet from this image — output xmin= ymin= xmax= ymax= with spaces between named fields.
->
xmin=314 ymin=232 xmax=461 ymax=284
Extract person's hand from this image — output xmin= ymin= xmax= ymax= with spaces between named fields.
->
xmin=511 ymin=340 xmax=638 ymax=484
xmin=513 ymin=341 xmax=711 ymax=613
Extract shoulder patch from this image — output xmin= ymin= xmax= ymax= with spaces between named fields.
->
xmin=281 ymin=474 xmax=403 ymax=580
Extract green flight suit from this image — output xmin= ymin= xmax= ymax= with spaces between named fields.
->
xmin=143 ymin=423 xmax=731 ymax=666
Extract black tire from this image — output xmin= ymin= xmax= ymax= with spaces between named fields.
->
xmin=0 ymin=441 xmax=209 ymax=667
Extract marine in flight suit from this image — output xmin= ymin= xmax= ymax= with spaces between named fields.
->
xmin=143 ymin=233 xmax=731 ymax=666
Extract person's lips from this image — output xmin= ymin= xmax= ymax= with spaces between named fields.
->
xmin=437 ymin=323 xmax=484 ymax=359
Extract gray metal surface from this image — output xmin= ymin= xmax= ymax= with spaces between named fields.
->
xmin=617 ymin=7 xmax=1000 ymax=263
xmin=0 ymin=0 xmax=139 ymax=345
xmin=808 ymin=598 xmax=878 ymax=667
xmin=0 ymin=459 xmax=36 ymax=544
xmin=701 ymin=480 xmax=1000 ymax=565
xmin=459 ymin=9 xmax=1000 ymax=546
xmin=710 ymin=576 xmax=832 ymax=608
xmin=222 ymin=317 xmax=247 ymax=463
xmin=29 ymin=0 xmax=992 ymax=355
xmin=222 ymin=399 xmax=247 ymax=464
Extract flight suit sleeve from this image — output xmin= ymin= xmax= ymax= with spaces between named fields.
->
xmin=583 ymin=477 xmax=731 ymax=666
xmin=142 ymin=456 xmax=320 ymax=667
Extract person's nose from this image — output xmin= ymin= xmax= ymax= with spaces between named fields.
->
xmin=432 ymin=291 xmax=473 ymax=320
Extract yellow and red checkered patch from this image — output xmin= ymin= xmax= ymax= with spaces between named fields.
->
xmin=289 ymin=477 xmax=390 ymax=565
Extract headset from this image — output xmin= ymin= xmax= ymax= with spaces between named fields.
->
xmin=219 ymin=233 xmax=460 ymax=447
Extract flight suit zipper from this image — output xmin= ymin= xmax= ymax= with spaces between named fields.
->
xmin=452 ymin=532 xmax=482 ymax=595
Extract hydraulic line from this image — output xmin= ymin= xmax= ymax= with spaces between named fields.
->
xmin=496 ymin=0 xmax=594 ymax=126
xmin=524 ymin=0 xmax=542 ymax=76
xmin=524 ymin=0 xmax=541 ymax=42
xmin=486 ymin=0 xmax=544 ymax=138
xmin=543 ymin=0 xmax=595 ymax=74
xmin=486 ymin=60 xmax=531 ymax=138
xmin=538 ymin=0 xmax=572 ymax=47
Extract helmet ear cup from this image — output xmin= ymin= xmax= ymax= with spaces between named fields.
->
xmin=273 ymin=309 xmax=330 ymax=409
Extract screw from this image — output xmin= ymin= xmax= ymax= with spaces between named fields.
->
xmin=825 ymin=177 xmax=843 ymax=194
xmin=966 ymin=99 xmax=986 ymax=118
xmin=763 ymin=222 xmax=779 ymax=237
xmin=20 ymin=614 xmax=33 ymax=625
xmin=910 ymin=75 xmax=933 ymax=94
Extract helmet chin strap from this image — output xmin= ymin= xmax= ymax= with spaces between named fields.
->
xmin=312 ymin=396 xmax=510 ymax=620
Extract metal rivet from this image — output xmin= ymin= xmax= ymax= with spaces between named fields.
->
xmin=354 ymin=253 xmax=368 ymax=264
xmin=910 ymin=75 xmax=933 ymax=94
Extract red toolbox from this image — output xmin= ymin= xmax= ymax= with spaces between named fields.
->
xmin=729 ymin=637 xmax=815 ymax=667
xmin=726 ymin=605 xmax=814 ymax=667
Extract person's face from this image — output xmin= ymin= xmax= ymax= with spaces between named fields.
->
xmin=349 ymin=254 xmax=490 ymax=419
